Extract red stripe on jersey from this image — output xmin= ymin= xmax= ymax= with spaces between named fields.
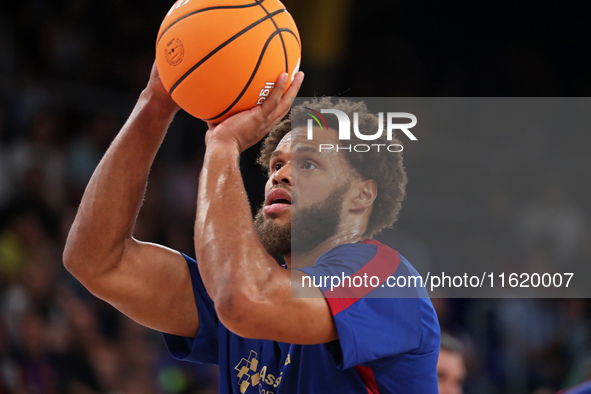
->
xmin=354 ymin=365 xmax=380 ymax=393
xmin=325 ymin=297 xmax=358 ymax=316
xmin=323 ymin=239 xmax=401 ymax=315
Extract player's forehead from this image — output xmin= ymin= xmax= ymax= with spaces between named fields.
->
xmin=273 ymin=127 xmax=339 ymax=155
xmin=275 ymin=131 xmax=292 ymax=152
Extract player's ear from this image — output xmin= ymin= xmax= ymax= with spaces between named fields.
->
xmin=351 ymin=179 xmax=377 ymax=210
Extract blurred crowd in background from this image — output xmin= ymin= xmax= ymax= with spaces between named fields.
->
xmin=1 ymin=0 xmax=590 ymax=393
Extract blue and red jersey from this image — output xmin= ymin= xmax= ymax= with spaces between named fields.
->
xmin=163 ymin=239 xmax=440 ymax=393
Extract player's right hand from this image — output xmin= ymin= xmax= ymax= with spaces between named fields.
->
xmin=204 ymin=71 xmax=304 ymax=153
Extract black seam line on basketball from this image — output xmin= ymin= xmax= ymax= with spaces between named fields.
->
xmin=169 ymin=9 xmax=286 ymax=95
xmin=256 ymin=2 xmax=288 ymax=73
xmin=204 ymin=28 xmax=298 ymax=122
xmin=157 ymin=0 xmax=267 ymax=44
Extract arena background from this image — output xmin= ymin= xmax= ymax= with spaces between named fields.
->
xmin=1 ymin=0 xmax=590 ymax=392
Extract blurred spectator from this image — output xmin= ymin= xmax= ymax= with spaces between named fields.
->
xmin=438 ymin=332 xmax=467 ymax=394
xmin=11 ymin=112 xmax=66 ymax=210
xmin=13 ymin=311 xmax=58 ymax=392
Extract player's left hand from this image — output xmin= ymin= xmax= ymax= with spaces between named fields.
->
xmin=144 ymin=61 xmax=181 ymax=116
xmin=204 ymin=71 xmax=304 ymax=153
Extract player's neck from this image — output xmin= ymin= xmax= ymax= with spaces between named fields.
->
xmin=285 ymin=230 xmax=366 ymax=269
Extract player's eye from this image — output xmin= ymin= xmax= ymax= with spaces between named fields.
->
xmin=274 ymin=162 xmax=283 ymax=171
xmin=301 ymin=161 xmax=317 ymax=170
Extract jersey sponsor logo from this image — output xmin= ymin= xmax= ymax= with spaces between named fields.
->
xmin=234 ymin=351 xmax=291 ymax=393
xmin=235 ymin=350 xmax=260 ymax=393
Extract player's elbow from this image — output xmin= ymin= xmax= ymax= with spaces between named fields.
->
xmin=63 ymin=249 xmax=118 ymax=300
xmin=62 ymin=234 xmax=123 ymax=287
xmin=214 ymin=289 xmax=268 ymax=339
xmin=62 ymin=237 xmax=85 ymax=277
xmin=62 ymin=244 xmax=94 ymax=286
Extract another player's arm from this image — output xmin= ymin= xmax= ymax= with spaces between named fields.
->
xmin=195 ymin=72 xmax=337 ymax=345
xmin=63 ymin=64 xmax=198 ymax=338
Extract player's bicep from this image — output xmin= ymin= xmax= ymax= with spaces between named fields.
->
xmin=86 ymin=240 xmax=199 ymax=337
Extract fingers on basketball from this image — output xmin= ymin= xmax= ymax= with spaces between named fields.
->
xmin=262 ymin=71 xmax=304 ymax=124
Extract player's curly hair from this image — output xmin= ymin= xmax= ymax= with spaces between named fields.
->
xmin=258 ymin=97 xmax=407 ymax=238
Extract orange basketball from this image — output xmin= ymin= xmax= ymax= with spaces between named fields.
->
xmin=156 ymin=0 xmax=301 ymax=123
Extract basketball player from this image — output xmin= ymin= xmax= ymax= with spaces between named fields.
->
xmin=63 ymin=63 xmax=440 ymax=393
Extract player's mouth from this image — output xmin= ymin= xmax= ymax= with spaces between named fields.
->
xmin=263 ymin=188 xmax=292 ymax=215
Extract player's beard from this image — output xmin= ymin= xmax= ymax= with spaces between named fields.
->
xmin=254 ymin=182 xmax=349 ymax=257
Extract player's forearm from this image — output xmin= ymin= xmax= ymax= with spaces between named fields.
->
xmin=64 ymin=91 xmax=177 ymax=278
xmin=195 ymin=142 xmax=278 ymax=307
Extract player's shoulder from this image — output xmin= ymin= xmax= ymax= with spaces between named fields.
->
xmin=300 ymin=239 xmax=405 ymax=291
xmin=316 ymin=238 xmax=400 ymax=268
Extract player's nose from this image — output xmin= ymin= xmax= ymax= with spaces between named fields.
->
xmin=271 ymin=162 xmax=291 ymax=186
